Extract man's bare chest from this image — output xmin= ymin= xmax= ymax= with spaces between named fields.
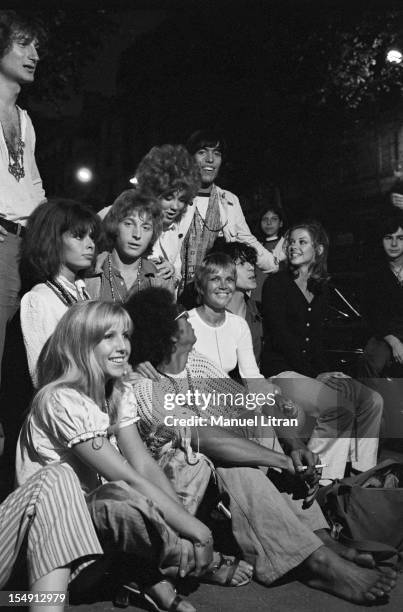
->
xmin=0 ymin=108 xmax=20 ymax=146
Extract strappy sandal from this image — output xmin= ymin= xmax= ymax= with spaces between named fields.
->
xmin=199 ymin=553 xmax=252 ymax=587
xmin=114 ymin=580 xmax=187 ymax=611
xmin=302 ymin=481 xmax=320 ymax=509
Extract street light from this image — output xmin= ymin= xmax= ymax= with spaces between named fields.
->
xmin=129 ymin=175 xmax=138 ymax=185
xmin=76 ymin=167 xmax=93 ymax=183
xmin=386 ymin=48 xmax=403 ymax=65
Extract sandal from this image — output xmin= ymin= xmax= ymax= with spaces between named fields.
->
xmin=200 ymin=553 xmax=252 ymax=587
xmin=114 ymin=580 xmax=187 ymax=611
xmin=302 ymin=481 xmax=320 ymax=509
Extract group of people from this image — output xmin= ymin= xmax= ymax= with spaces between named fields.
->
xmin=0 ymin=9 xmax=401 ymax=612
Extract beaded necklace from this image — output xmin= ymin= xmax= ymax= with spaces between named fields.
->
xmin=2 ymin=110 xmax=25 ymax=182
xmin=107 ymin=254 xmax=143 ymax=302
xmin=45 ymin=278 xmax=90 ymax=306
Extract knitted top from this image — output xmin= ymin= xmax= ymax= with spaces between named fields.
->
xmin=132 ymin=350 xmax=249 ymax=454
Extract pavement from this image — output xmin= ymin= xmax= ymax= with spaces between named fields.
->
xmin=65 ymin=569 xmax=403 ymax=612
xmin=1 ymin=447 xmax=402 ymax=612
xmin=65 ymin=444 xmax=403 ymax=612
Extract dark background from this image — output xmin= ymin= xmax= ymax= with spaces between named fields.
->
xmin=8 ymin=0 xmax=403 ymax=269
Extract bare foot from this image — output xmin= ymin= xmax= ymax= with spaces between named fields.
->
xmin=303 ymin=546 xmax=397 ymax=604
xmin=316 ymin=529 xmax=375 ymax=568
xmin=201 ymin=553 xmax=253 ymax=586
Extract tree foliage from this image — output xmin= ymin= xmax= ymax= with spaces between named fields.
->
xmin=25 ymin=8 xmax=115 ymax=105
xmin=292 ymin=7 xmax=403 ymax=110
xmin=21 ymin=3 xmax=403 ymax=114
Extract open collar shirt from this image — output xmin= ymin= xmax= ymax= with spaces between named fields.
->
xmin=0 ymin=107 xmax=45 ymax=224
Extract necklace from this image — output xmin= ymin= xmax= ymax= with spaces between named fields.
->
xmin=2 ymin=110 xmax=25 ymax=182
xmin=107 ymin=254 xmax=143 ymax=302
xmin=46 ymin=278 xmax=90 ymax=306
xmin=195 ymin=207 xmax=227 ymax=233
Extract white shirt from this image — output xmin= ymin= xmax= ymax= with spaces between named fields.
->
xmin=97 ymin=205 xmax=110 ymax=220
xmin=0 ymin=108 xmax=46 ymax=224
xmin=188 ymin=308 xmax=276 ymax=397
xmin=266 ymin=236 xmax=286 ymax=266
xmin=188 ymin=308 xmax=263 ymax=378
xmin=20 ymin=277 xmax=89 ymax=386
xmin=180 ymin=187 xmax=277 ymax=273
xmin=194 ymin=195 xmax=209 ymax=219
xmin=151 ymin=221 xmax=183 ymax=281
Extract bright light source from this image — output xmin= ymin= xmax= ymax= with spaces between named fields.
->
xmin=76 ymin=167 xmax=93 ymax=183
xmin=129 ymin=175 xmax=138 ymax=185
xmin=386 ymin=48 xmax=403 ymax=64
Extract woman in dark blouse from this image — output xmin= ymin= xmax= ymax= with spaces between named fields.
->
xmin=260 ymin=221 xmax=383 ymax=484
xmin=261 ymin=221 xmax=329 ymax=378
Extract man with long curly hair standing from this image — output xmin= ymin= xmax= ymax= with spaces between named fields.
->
xmin=0 ymin=11 xmax=46 ymax=382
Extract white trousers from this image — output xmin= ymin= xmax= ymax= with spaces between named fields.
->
xmin=272 ymin=371 xmax=383 ymax=482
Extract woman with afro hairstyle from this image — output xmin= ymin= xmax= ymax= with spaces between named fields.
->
xmin=136 ymin=144 xmax=200 ymax=289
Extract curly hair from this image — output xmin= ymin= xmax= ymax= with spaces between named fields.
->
xmin=0 ymin=10 xmax=47 ymax=59
xmin=125 ymin=287 xmax=179 ymax=367
xmin=102 ymin=189 xmax=163 ymax=253
xmin=208 ymin=237 xmax=257 ymax=266
xmin=186 ymin=129 xmax=227 ymax=158
xmin=135 ymin=144 xmax=200 ymax=207
xmin=284 ymin=220 xmax=330 ymax=284
xmin=194 ymin=252 xmax=236 ymax=304
xmin=21 ymin=198 xmax=101 ymax=288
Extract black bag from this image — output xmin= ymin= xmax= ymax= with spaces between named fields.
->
xmin=318 ymin=459 xmax=403 ymax=560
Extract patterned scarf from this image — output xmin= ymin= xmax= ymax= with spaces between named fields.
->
xmin=180 ymin=185 xmax=224 ymax=288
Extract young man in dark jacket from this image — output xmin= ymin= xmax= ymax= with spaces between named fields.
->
xmin=360 ymin=211 xmax=403 ymax=377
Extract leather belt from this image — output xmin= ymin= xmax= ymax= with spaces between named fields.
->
xmin=0 ymin=218 xmax=26 ymax=237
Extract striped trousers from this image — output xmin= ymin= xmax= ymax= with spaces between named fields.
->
xmin=0 ymin=463 xmax=103 ymax=587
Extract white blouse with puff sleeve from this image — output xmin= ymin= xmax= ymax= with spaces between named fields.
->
xmin=16 ymin=386 xmax=139 ymax=492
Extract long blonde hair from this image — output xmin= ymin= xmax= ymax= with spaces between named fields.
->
xmin=31 ymin=301 xmax=132 ymax=415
